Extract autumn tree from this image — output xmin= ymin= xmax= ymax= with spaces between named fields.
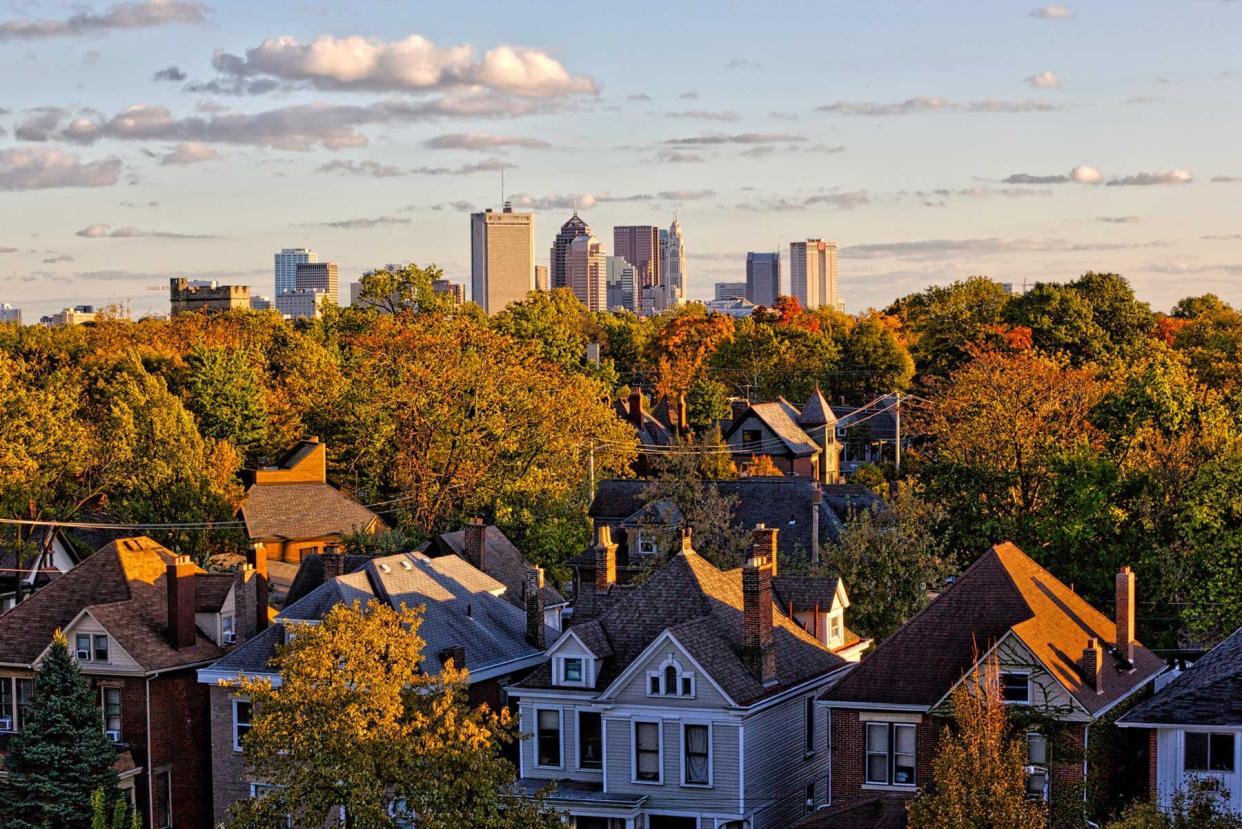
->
xmin=907 ymin=658 xmax=1047 ymax=829
xmin=885 ymin=276 xmax=1012 ymax=378
xmin=181 ymin=344 xmax=269 ymax=455
xmin=352 ymin=262 xmax=453 ymax=315
xmin=227 ymin=600 xmax=562 ymax=829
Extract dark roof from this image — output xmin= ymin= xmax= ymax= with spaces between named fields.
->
xmin=0 ymin=536 xmax=224 ymax=672
xmin=725 ymin=401 xmax=820 ymax=456
xmin=613 ymin=398 xmax=675 ymax=447
xmin=207 ymin=623 xmax=287 ymax=676
xmin=194 ymin=573 xmax=235 ymax=612
xmin=1120 ymin=627 xmax=1242 ymax=727
xmin=771 ymin=575 xmax=841 ymax=611
xmin=832 ymin=397 xmax=900 ymax=441
xmin=518 ymin=546 xmax=847 ymax=705
xmin=797 ymin=387 xmax=836 ymax=428
xmin=823 ymin=542 xmax=1164 ymax=716
xmin=241 ymin=482 xmax=382 ymax=542
xmin=0 ymin=526 xmax=76 ymax=591
xmin=793 ymin=795 xmax=910 ymax=829
xmin=427 ymin=526 xmax=565 ymax=608
xmin=283 ymin=552 xmax=371 ymax=608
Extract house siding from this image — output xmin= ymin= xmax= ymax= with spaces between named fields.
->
xmin=1152 ymin=727 xmax=1242 ymax=814
xmin=610 ymin=642 xmax=733 ymax=711
xmin=148 ymin=670 xmax=214 ymax=829
xmin=208 ymin=685 xmax=250 ymax=826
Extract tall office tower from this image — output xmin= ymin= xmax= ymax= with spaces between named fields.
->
xmin=788 ymin=240 xmax=840 ymax=310
xmin=549 ymin=212 xmax=591 ymax=291
xmin=613 ymin=226 xmax=662 ymax=291
xmin=567 ymin=234 xmax=607 ymax=311
xmin=606 ymin=256 xmax=637 ymax=312
xmin=275 ymin=248 xmax=316 ymax=296
xmin=663 ymin=218 xmax=687 ymax=304
xmin=534 ymin=265 xmax=549 ymax=292
xmin=746 ymin=251 xmax=781 ymax=307
xmin=471 ymin=202 xmax=535 ymax=314
xmin=295 ymin=261 xmax=340 ymax=305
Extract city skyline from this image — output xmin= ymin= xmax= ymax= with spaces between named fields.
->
xmin=2 ymin=0 xmax=1242 ymax=318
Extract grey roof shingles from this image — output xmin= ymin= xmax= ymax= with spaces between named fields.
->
xmin=241 ymin=482 xmax=382 ymax=541
xmin=429 ymin=527 xmax=566 ymax=608
xmin=1120 ymin=626 xmax=1242 ymax=727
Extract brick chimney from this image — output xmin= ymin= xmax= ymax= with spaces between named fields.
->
xmin=628 ymin=389 xmax=645 ymax=428
xmin=752 ymin=523 xmax=778 ymax=577
xmin=1116 ymin=566 xmax=1135 ymax=664
xmin=594 ymin=525 xmax=617 ymax=590
xmin=525 ymin=567 xmax=546 ymax=649
xmin=1081 ymin=638 xmax=1104 ymax=693
xmin=322 ymin=551 xmax=347 ymax=583
xmin=232 ymin=564 xmax=257 ymax=644
xmin=676 ymin=394 xmax=689 ymax=433
xmin=741 ymin=528 xmax=777 ymax=686
xmin=166 ymin=555 xmax=197 ymax=650
xmin=246 ymin=543 xmax=269 ymax=632
xmin=730 ymin=399 xmax=750 ymax=423
xmin=680 ymin=527 xmax=694 ymax=555
xmin=464 ymin=516 xmax=486 ymax=571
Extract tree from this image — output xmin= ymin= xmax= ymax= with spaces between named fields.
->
xmin=90 ymin=788 xmax=136 ymax=829
xmin=1103 ymin=782 xmax=1242 ymax=829
xmin=907 ymin=658 xmax=1047 ymax=829
xmin=227 ymin=600 xmax=562 ymax=829
xmin=0 ymin=631 xmax=121 ymax=829
xmin=743 ymin=454 xmax=781 ymax=477
xmin=838 ymin=315 xmax=915 ymax=400
xmin=492 ymin=289 xmax=591 ymax=374
xmin=181 ymin=345 xmax=270 ymax=455
xmin=353 ymin=263 xmax=453 ymax=315
xmin=885 ymin=276 xmax=1011 ymax=378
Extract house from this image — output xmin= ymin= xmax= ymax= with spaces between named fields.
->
xmin=240 ymin=438 xmax=384 ymax=564
xmin=614 ymin=390 xmax=681 ymax=476
xmin=722 ymin=388 xmax=841 ymax=484
xmin=0 ymin=526 xmax=81 ymax=611
xmin=1117 ymin=626 xmax=1242 ymax=814
xmin=831 ymin=394 xmax=911 ymax=474
xmin=510 ymin=526 xmax=858 ymax=829
xmin=817 ymin=543 xmax=1164 ymax=819
xmin=199 ymin=548 xmax=554 ymax=825
xmin=0 ymin=536 xmax=265 ymax=829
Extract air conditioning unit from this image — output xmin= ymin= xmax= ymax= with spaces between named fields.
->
xmin=222 ymin=631 xmax=236 ymax=644
xmin=0 ymin=716 xmax=12 ymax=731
xmin=105 ymin=729 xmax=122 ymax=742
xmin=76 ymin=647 xmax=91 ymax=661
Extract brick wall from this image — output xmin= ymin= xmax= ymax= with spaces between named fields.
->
xmin=1148 ymin=729 xmax=1158 ymax=802
xmin=829 ymin=709 xmax=937 ymax=802
xmin=208 ymin=685 xmax=250 ymax=826
xmin=1051 ymin=722 xmax=1087 ymax=804
xmin=148 ymin=671 xmax=214 ymax=829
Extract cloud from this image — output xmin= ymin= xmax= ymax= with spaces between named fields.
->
xmin=842 ymin=236 xmax=1167 ymax=262
xmin=1026 ymin=71 xmax=1062 ymax=88
xmin=1030 ymin=5 xmax=1071 ymax=18
xmin=662 ymin=132 xmax=805 ymax=146
xmin=1211 ymin=175 xmax=1241 ymax=183
xmin=159 ymin=141 xmax=218 ymax=165
xmin=626 ymin=93 xmax=652 ymax=102
xmin=1002 ymin=165 xmax=1100 ymax=185
xmin=1097 ymin=216 xmax=1141 ymax=223
xmin=0 ymin=246 xmax=18 ymax=253
xmin=410 ymin=158 xmax=515 ymax=176
xmin=209 ymin=34 xmax=599 ymax=97
xmin=152 ymin=65 xmax=187 ymax=82
xmin=0 ymin=0 xmax=206 ymax=40
xmin=42 ymin=253 xmax=74 ymax=263
xmin=964 ymin=99 xmax=1059 ymax=112
xmin=14 ymin=107 xmax=67 ymax=141
xmin=507 ymin=189 xmax=716 ymax=211
xmin=804 ymin=191 xmax=872 ymax=210
xmin=1071 ymin=165 xmax=1102 ymax=183
xmin=819 ymin=96 xmax=1058 ymax=115
xmin=1202 ymin=233 xmax=1242 ymax=240
xmin=423 ymin=132 xmax=550 ymax=151
xmin=665 ymin=109 xmax=739 ymax=122
xmin=430 ymin=200 xmax=476 ymax=212
xmin=656 ymin=150 xmax=705 ymax=163
xmin=75 ymin=222 xmax=212 ymax=238
xmin=678 ymin=91 xmax=698 ymax=100
xmin=0 ymin=147 xmax=121 ymax=190
xmin=318 ymin=215 xmax=411 ymax=229
xmin=315 ymin=159 xmax=406 ymax=177
xmin=724 ymin=58 xmax=762 ymax=71
xmin=1105 ymin=170 xmax=1192 ymax=186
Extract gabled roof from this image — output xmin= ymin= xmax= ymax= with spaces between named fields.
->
xmin=283 ymin=551 xmax=373 ymax=608
xmin=1120 ymin=626 xmax=1242 ymax=727
xmin=613 ymin=398 xmax=675 ymax=447
xmin=771 ymin=575 xmax=843 ymax=612
xmin=726 ymin=401 xmax=821 ymax=456
xmin=518 ymin=546 xmax=847 ymax=705
xmin=797 ymin=387 xmax=836 ymax=428
xmin=0 ymin=536 xmax=224 ymax=672
xmin=823 ymin=542 xmax=1164 ymax=716
xmin=241 ymin=482 xmax=382 ymax=542
xmin=193 ymin=573 xmax=235 ymax=612
xmin=0 ymin=526 xmax=78 ymax=590
xmin=426 ymin=526 xmax=566 ymax=608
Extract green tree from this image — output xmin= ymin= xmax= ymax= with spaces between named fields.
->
xmin=1171 ymin=293 xmax=1233 ymax=320
xmin=0 ymin=632 xmax=120 ymax=829
xmin=182 ymin=345 xmax=270 ymax=455
xmin=1104 ymin=782 xmax=1242 ymax=829
xmin=839 ymin=315 xmax=915 ymax=400
xmin=353 ymin=263 xmax=453 ymax=315
xmin=492 ymin=289 xmax=591 ymax=373
xmin=90 ymin=788 xmax=136 ymax=829
xmin=227 ymin=600 xmax=562 ymax=829
xmin=1003 ymin=282 xmax=1110 ymax=364
xmin=886 ymin=276 xmax=1011 ymax=378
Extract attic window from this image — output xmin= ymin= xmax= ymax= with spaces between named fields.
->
xmin=1000 ymin=672 xmax=1031 ymax=704
xmin=647 ymin=657 xmax=695 ymax=698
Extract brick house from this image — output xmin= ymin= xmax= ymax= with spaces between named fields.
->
xmin=510 ymin=526 xmax=863 ymax=829
xmin=198 ymin=548 xmax=553 ymax=825
xmin=815 ymin=542 xmax=1164 ymax=822
xmin=0 ymin=536 xmax=264 ymax=829
xmin=722 ymin=389 xmax=841 ymax=483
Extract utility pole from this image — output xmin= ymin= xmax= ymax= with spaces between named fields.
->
xmin=894 ymin=392 xmax=902 ymax=476
xmin=588 ymin=444 xmax=595 ymax=496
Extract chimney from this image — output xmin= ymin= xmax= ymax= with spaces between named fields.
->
xmin=464 ymin=517 xmax=487 ymax=571
xmin=680 ymin=527 xmax=694 ymax=555
xmin=322 ymin=551 xmax=348 ymax=583
xmin=1081 ymin=638 xmax=1104 ymax=693
xmin=752 ymin=523 xmax=778 ymax=577
xmin=246 ymin=544 xmax=269 ymax=632
xmin=166 ymin=555 xmax=197 ymax=650
xmin=730 ymin=398 xmax=750 ymax=423
xmin=439 ymin=645 xmax=466 ymax=671
xmin=525 ymin=567 xmax=546 ymax=649
xmin=676 ymin=394 xmax=689 ymax=433
xmin=232 ymin=565 xmax=257 ymax=644
xmin=594 ymin=525 xmax=617 ymax=591
xmin=1116 ymin=566 xmax=1135 ymax=664
xmin=742 ymin=532 xmax=777 ymax=686
xmin=628 ymin=389 xmax=645 ymax=428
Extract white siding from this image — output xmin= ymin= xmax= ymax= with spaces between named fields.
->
xmin=1155 ymin=728 xmax=1242 ymax=814
xmin=62 ymin=613 xmax=142 ymax=674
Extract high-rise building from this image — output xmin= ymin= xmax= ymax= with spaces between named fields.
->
xmin=715 ymin=281 xmax=748 ymax=301
xmin=432 ymin=279 xmax=466 ymax=306
xmin=568 ymin=234 xmax=607 ymax=311
xmin=550 ymin=212 xmax=591 ymax=291
xmin=0 ymin=303 xmax=21 ymax=324
xmin=471 ymin=203 xmax=535 ymax=314
xmin=613 ymin=226 xmax=662 ymax=291
xmin=534 ymin=265 xmax=549 ymax=292
xmin=663 ymin=218 xmax=687 ymax=305
xmin=276 ymin=289 xmax=327 ymax=319
xmin=746 ymin=251 xmax=781 ymax=307
xmin=275 ymin=248 xmax=316 ymax=296
xmin=606 ymin=256 xmax=637 ymax=312
xmin=788 ymin=240 xmax=840 ymax=310
xmin=295 ymin=261 xmax=340 ymax=306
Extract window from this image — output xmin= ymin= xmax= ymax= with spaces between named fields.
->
xmin=101 ymin=687 xmax=122 ymax=741
xmin=535 ymin=708 xmax=562 ymax=768
xmin=233 ymin=699 xmax=252 ymax=752
xmin=829 ymin=614 xmax=843 ymax=645
xmin=742 ymin=429 xmax=762 ymax=447
xmin=578 ymin=711 xmax=603 ymax=770
xmin=93 ymin=634 xmax=109 ymax=663
xmin=75 ymin=634 xmax=92 ymax=661
xmin=562 ymin=657 xmax=583 ymax=684
xmin=153 ymin=770 xmax=172 ymax=829
xmin=0 ymin=678 xmax=12 ymax=731
xmin=683 ymin=723 xmax=710 ymax=786
xmin=221 ymin=615 xmax=236 ymax=644
xmin=1185 ymin=732 xmax=1236 ymax=773
xmin=647 ymin=659 xmax=695 ymax=698
xmin=1025 ymin=733 xmax=1048 ymax=799
xmin=1000 ymin=672 xmax=1030 ymax=704
xmin=634 ymin=721 xmax=662 ymax=783
xmin=806 ymin=782 xmax=816 ymax=812
xmin=649 ymin=675 xmax=660 ymax=695
xmin=865 ymin=722 xmax=917 ymax=787
xmin=805 ymin=697 xmax=816 ymax=754
xmin=637 ymin=533 xmax=658 ymax=556
xmin=15 ymin=678 xmax=33 ymax=731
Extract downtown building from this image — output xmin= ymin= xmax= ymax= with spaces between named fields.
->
xmin=551 ymin=212 xmax=592 ymax=292
xmin=471 ymin=203 xmax=535 ymax=314
xmin=788 ymin=240 xmax=841 ymax=311
xmin=613 ymin=226 xmax=662 ymax=296
xmin=274 ymin=248 xmax=316 ymax=297
xmin=607 ymin=256 xmax=637 ymax=312
xmin=746 ymin=251 xmax=781 ymax=307
xmin=568 ymin=234 xmax=607 ymax=312
xmin=662 ymin=218 xmax=687 ymax=306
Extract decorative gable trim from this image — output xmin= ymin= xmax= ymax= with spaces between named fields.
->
xmin=598 ymin=629 xmax=737 ymax=707
xmin=547 ymin=626 xmax=599 ymax=660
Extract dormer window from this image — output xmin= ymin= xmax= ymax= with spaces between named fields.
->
xmin=1000 ymin=672 xmax=1031 ymax=704
xmin=553 ymin=655 xmax=592 ymax=687
xmin=636 ymin=532 xmax=657 ymax=557
xmin=221 ymin=615 xmax=236 ymax=645
xmin=647 ymin=656 xmax=695 ymax=698
xmin=75 ymin=634 xmax=108 ymax=662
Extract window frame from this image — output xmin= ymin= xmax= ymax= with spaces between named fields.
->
xmin=555 ymin=655 xmax=589 ymax=687
xmin=1025 ymin=732 xmax=1048 ymax=800
xmin=232 ymin=698 xmax=252 ymax=753
xmin=75 ymin=633 xmax=93 ymax=661
xmin=680 ymin=721 xmax=712 ymax=787
xmin=632 ymin=719 xmax=663 ymax=784
xmin=1184 ymin=731 xmax=1237 ymax=774
xmin=15 ymin=677 xmax=33 ymax=732
xmin=153 ymin=770 xmax=173 ymax=829
xmin=101 ymin=686 xmax=122 ymax=741
xmin=533 ymin=706 xmax=564 ymax=770
xmin=646 ymin=658 xmax=695 ymax=699
xmin=863 ymin=721 xmax=917 ymax=788
xmin=804 ymin=696 xmax=816 ymax=755
xmin=577 ymin=710 xmax=603 ymax=771
xmin=221 ymin=615 xmax=236 ymax=644
xmin=92 ymin=634 xmax=109 ymax=663
xmin=1000 ymin=671 xmax=1032 ymax=705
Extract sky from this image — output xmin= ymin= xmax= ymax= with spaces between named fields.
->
xmin=1 ymin=0 xmax=1240 ymax=319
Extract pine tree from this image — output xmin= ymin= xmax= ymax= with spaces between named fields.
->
xmin=0 ymin=630 xmax=120 ymax=829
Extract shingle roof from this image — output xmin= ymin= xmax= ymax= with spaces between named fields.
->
xmin=823 ymin=542 xmax=1164 ymax=715
xmin=727 ymin=401 xmax=821 ymax=456
xmin=798 ymin=387 xmax=837 ymax=428
xmin=771 ymin=575 xmax=841 ymax=611
xmin=793 ymin=795 xmax=910 ymax=829
xmin=1120 ymin=627 xmax=1242 ymax=727
xmin=518 ymin=546 xmax=846 ymax=705
xmin=429 ymin=526 xmax=566 ymax=608
xmin=0 ymin=536 xmax=224 ymax=671
xmin=194 ymin=573 xmax=235 ymax=612
xmin=283 ymin=552 xmax=372 ymax=607
xmin=206 ymin=623 xmax=286 ymax=677
xmin=241 ymin=482 xmax=382 ymax=541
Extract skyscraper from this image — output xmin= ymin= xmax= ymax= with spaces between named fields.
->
xmin=470 ymin=203 xmax=535 ymax=314
xmin=663 ymin=218 xmax=686 ymax=305
xmin=613 ymin=226 xmax=662 ymax=292
xmin=606 ymin=256 xmax=637 ymax=312
xmin=568 ymin=234 xmax=607 ymax=311
xmin=534 ymin=265 xmax=549 ymax=292
xmin=788 ymin=239 xmax=840 ymax=310
xmin=275 ymin=248 xmax=316 ymax=296
xmin=550 ymin=212 xmax=591 ymax=291
xmin=746 ymin=251 xmax=781 ymax=307
xmin=295 ymin=261 xmax=340 ymax=305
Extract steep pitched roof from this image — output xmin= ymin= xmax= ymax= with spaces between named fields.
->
xmin=241 ymin=482 xmax=382 ymax=542
xmin=798 ymin=387 xmax=836 ymax=427
xmin=726 ymin=401 xmax=821 ymax=456
xmin=283 ymin=551 xmax=372 ymax=608
xmin=519 ymin=546 xmax=846 ymax=705
xmin=1120 ymin=627 xmax=1242 ymax=727
xmin=823 ymin=542 xmax=1163 ymax=715
xmin=428 ymin=526 xmax=566 ymax=608
xmin=0 ymin=536 xmax=224 ymax=671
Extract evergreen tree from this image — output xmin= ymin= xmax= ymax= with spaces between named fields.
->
xmin=0 ymin=631 xmax=120 ymax=829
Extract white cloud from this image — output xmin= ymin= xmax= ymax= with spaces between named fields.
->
xmin=1106 ymin=170 xmax=1192 ymax=186
xmin=1026 ymin=71 xmax=1062 ymax=89
xmin=1098 ymin=216 xmax=1141 ymax=223
xmin=14 ymin=107 xmax=68 ymax=141
xmin=820 ymin=97 xmax=1058 ymax=115
xmin=315 ymin=159 xmax=406 ymax=178
xmin=318 ymin=215 xmax=412 ymax=229
xmin=655 ymin=150 xmax=705 ymax=163
xmin=159 ymin=141 xmax=218 ymax=165
xmin=663 ymin=132 xmax=805 ymax=146
xmin=1071 ymin=165 xmax=1102 ymax=183
xmin=507 ymin=190 xmax=716 ymax=210
xmin=0 ymin=147 xmax=121 ymax=190
xmin=423 ymin=132 xmax=550 ymax=151
xmin=0 ymin=0 xmax=206 ymax=40
xmin=75 ymin=223 xmax=211 ymax=238
xmin=665 ymin=110 xmax=739 ymax=122
xmin=1030 ymin=5 xmax=1072 ymax=18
